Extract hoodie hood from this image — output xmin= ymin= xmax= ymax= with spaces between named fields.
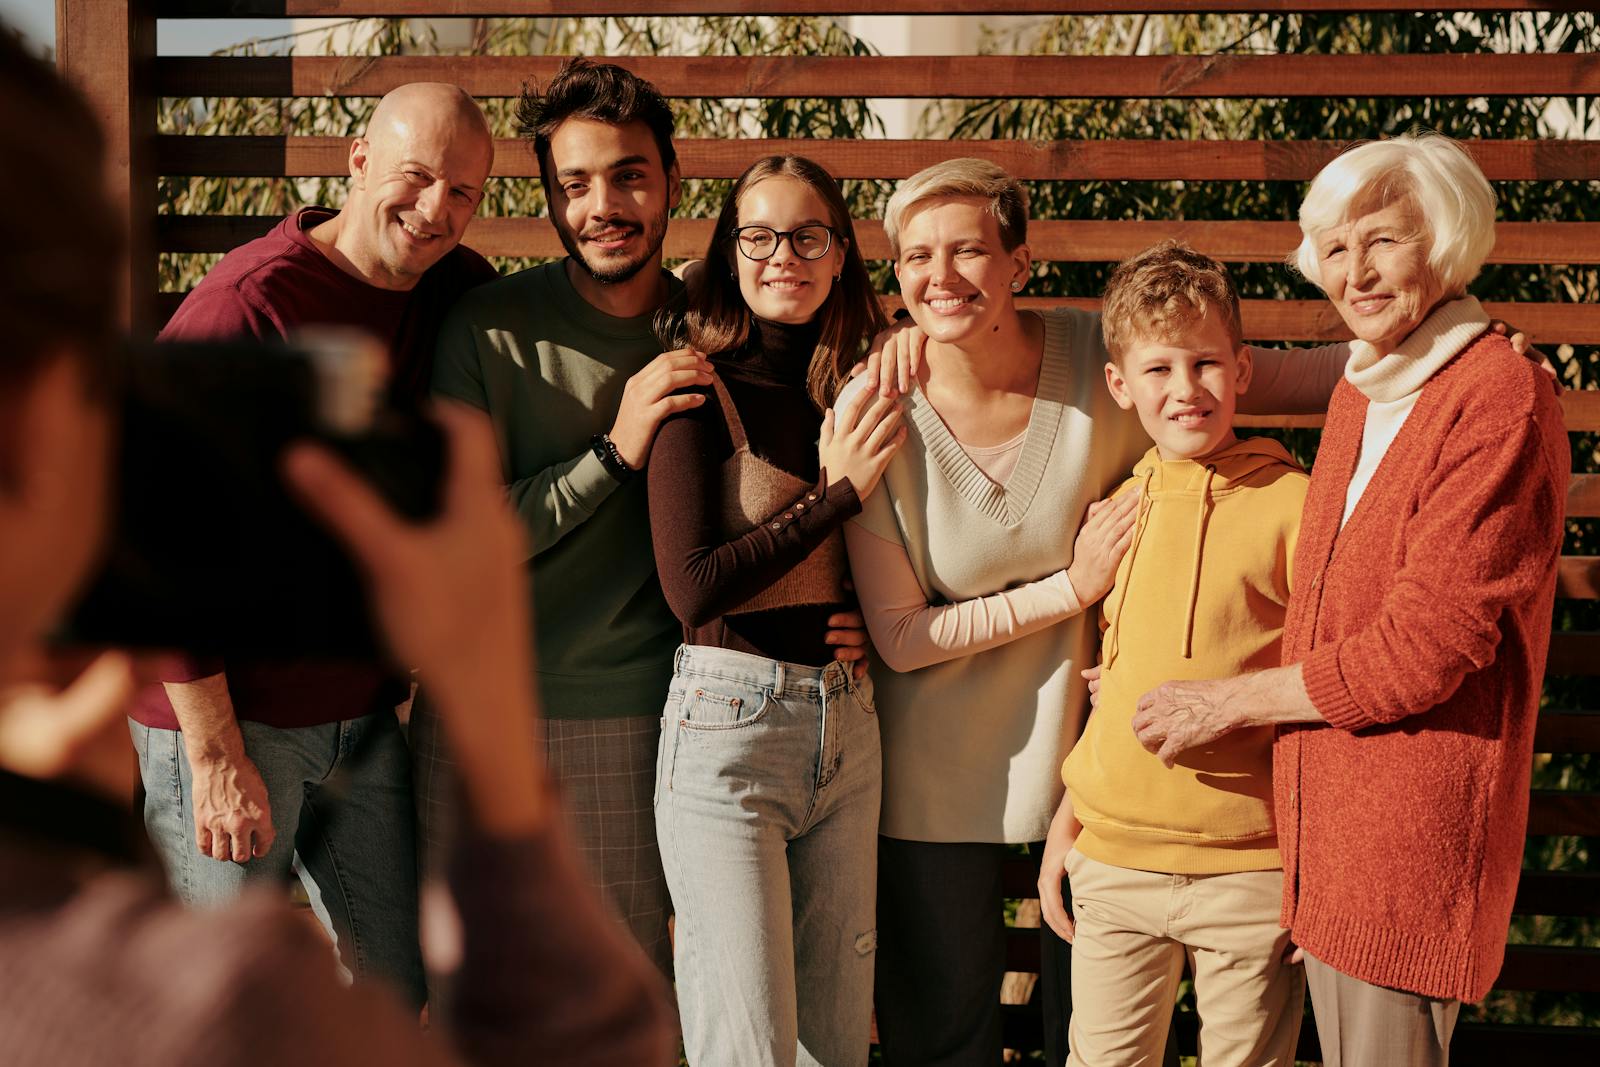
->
xmin=1104 ymin=436 xmax=1303 ymax=668
xmin=1129 ymin=436 xmax=1300 ymax=496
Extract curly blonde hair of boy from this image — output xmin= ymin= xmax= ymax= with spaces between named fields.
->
xmin=1100 ymin=241 xmax=1243 ymax=362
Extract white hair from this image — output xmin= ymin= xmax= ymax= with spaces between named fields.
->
xmin=1292 ymin=132 xmax=1496 ymax=297
xmin=883 ymin=157 xmax=1029 ymax=260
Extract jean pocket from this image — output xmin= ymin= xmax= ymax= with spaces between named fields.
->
xmin=678 ymin=685 xmax=771 ymax=731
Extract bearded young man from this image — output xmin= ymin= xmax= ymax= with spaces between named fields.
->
xmin=127 ymin=82 xmax=498 ymax=1009
xmin=420 ymin=60 xmax=870 ymax=978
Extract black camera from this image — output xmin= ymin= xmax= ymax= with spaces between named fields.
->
xmin=60 ymin=332 xmax=445 ymax=662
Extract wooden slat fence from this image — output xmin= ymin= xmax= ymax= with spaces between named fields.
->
xmin=61 ymin=1 xmax=1600 ymax=1061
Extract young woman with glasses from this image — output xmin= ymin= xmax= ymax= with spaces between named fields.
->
xmin=646 ymin=155 xmax=904 ymax=1066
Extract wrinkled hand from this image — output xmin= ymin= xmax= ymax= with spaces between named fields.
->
xmin=190 ymin=750 xmax=275 ymax=863
xmin=1081 ymin=663 xmax=1103 ymax=711
xmin=851 ymin=318 xmax=928 ymax=398
xmin=1489 ymin=319 xmax=1561 ymax=393
xmin=1066 ymin=489 xmax=1141 ymax=606
xmin=609 ymin=348 xmax=714 ymax=469
xmin=1131 ymin=677 xmax=1243 ymax=768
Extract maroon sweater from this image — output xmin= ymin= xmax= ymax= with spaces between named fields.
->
xmin=1275 ymin=332 xmax=1568 ymax=1002
xmin=128 ymin=208 xmax=496 ymax=730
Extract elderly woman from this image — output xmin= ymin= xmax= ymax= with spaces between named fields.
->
xmin=1131 ymin=132 xmax=1568 ymax=1065
xmin=837 ymin=158 xmax=1359 ymax=1066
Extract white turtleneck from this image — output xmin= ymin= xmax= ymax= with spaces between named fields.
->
xmin=1340 ymin=297 xmax=1491 ymax=528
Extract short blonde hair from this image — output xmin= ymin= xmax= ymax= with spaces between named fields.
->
xmin=1293 ymin=132 xmax=1496 ymax=297
xmin=1101 ymin=241 xmax=1243 ymax=363
xmin=883 ymin=158 xmax=1029 ymax=259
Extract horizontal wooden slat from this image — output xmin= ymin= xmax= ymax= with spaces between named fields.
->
xmin=1534 ymin=711 xmax=1600 ymax=754
xmin=154 ymin=215 xmax=1600 ymax=266
xmin=1513 ymin=870 xmax=1600 ymax=916
xmin=155 ymin=54 xmax=1600 ymax=100
xmin=1010 ymin=860 xmax=1600 ymax=914
xmin=152 ymin=284 xmax=1600 ymax=347
xmin=1528 ymin=790 xmax=1600 ymax=835
xmin=155 ymin=2 xmax=1599 ymax=15
xmin=1496 ymin=945 xmax=1600 ymax=992
xmin=154 ymin=135 xmax=1600 ymax=182
xmin=1570 ymin=475 xmax=1600 ymax=519
xmin=1559 ymin=556 xmax=1600 ymax=599
xmin=1547 ymin=631 xmax=1600 ymax=674
xmin=1008 ymin=927 xmax=1600 ymax=991
xmin=1448 ymin=1025 xmax=1600 ymax=1066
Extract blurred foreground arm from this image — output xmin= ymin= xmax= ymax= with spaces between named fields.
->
xmin=284 ymin=403 xmax=675 ymax=1064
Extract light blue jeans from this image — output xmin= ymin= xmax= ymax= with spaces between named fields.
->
xmin=130 ymin=712 xmax=425 ymax=1009
xmin=655 ymin=645 xmax=881 ymax=1067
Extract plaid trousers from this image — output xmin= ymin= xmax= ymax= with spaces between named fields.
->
xmin=411 ymin=692 xmax=672 ymax=976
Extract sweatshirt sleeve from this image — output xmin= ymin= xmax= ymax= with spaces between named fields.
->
xmin=432 ymin=312 xmax=620 ymax=561
xmin=648 ymin=398 xmax=860 ymax=627
xmin=1300 ymin=392 xmax=1567 ymax=730
xmin=844 ymin=519 xmax=1083 ymax=674
xmin=1241 ymin=343 xmax=1349 ymax=415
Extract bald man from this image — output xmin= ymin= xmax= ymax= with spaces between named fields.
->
xmin=127 ymin=83 xmax=498 ymax=1010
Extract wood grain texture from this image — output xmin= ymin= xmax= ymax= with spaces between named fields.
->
xmin=155 ymin=135 xmax=1600 ymax=182
xmin=155 ymin=2 xmax=1600 ymax=15
xmin=155 ymin=53 xmax=1600 ymax=100
xmin=154 ymin=214 xmax=1600 ymax=265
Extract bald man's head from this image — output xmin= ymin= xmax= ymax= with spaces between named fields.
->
xmin=336 ymin=83 xmax=494 ymax=290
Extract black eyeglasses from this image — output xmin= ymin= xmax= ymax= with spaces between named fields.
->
xmin=729 ymin=224 xmax=837 ymax=262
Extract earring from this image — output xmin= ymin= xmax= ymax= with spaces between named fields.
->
xmin=1010 ymin=281 xmax=1023 ymax=292
xmin=834 ymin=272 xmax=841 ymax=281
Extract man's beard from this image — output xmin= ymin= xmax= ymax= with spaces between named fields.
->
xmin=555 ymin=211 xmax=669 ymax=286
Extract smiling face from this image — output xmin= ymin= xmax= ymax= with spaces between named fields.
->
xmin=893 ymin=196 xmax=1030 ymax=346
xmin=545 ymin=117 xmax=679 ymax=286
xmin=1316 ymin=193 xmax=1448 ymax=353
xmin=729 ymin=176 xmax=845 ymax=325
xmin=344 ymin=93 xmax=493 ymax=290
xmin=1104 ymin=308 xmax=1252 ymax=462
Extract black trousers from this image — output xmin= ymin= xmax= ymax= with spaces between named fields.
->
xmin=874 ymin=837 xmax=1072 ymax=1067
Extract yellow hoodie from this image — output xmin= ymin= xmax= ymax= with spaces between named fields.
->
xmin=1062 ymin=437 xmax=1307 ymax=874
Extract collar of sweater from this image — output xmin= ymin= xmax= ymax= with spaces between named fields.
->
xmin=1344 ymin=296 xmax=1491 ymax=403
xmin=722 ymin=316 xmax=823 ymax=386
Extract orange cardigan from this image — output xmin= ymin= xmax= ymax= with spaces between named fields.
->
xmin=1275 ymin=331 xmax=1568 ymax=1003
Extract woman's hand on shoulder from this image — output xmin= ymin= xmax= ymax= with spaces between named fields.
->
xmin=1488 ymin=319 xmax=1562 ymax=394
xmin=819 ymin=384 xmax=907 ymax=501
xmin=850 ymin=317 xmax=929 ymax=399
xmin=1066 ymin=488 xmax=1142 ymax=605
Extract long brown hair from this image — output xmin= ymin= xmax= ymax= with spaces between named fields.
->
xmin=676 ymin=156 xmax=885 ymax=410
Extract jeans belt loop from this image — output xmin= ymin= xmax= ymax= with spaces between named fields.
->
xmin=773 ymin=660 xmax=786 ymax=698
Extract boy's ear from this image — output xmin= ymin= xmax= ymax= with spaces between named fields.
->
xmin=1233 ymin=344 xmax=1254 ymax=394
xmin=1104 ymin=360 xmax=1135 ymax=410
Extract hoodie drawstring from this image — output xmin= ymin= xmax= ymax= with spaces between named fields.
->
xmin=1180 ymin=465 xmax=1217 ymax=659
xmin=1103 ymin=468 xmax=1155 ymax=671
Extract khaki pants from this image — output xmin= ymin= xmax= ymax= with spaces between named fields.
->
xmin=1065 ymin=850 xmax=1304 ymax=1067
xmin=1303 ymin=952 xmax=1459 ymax=1067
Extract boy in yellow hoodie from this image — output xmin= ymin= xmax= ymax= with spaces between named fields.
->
xmin=1042 ymin=243 xmax=1308 ymax=1066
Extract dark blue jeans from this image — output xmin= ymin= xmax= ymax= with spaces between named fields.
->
xmin=131 ymin=712 xmax=425 ymax=1009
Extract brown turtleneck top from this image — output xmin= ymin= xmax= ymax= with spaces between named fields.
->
xmin=647 ymin=317 xmax=860 ymax=667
